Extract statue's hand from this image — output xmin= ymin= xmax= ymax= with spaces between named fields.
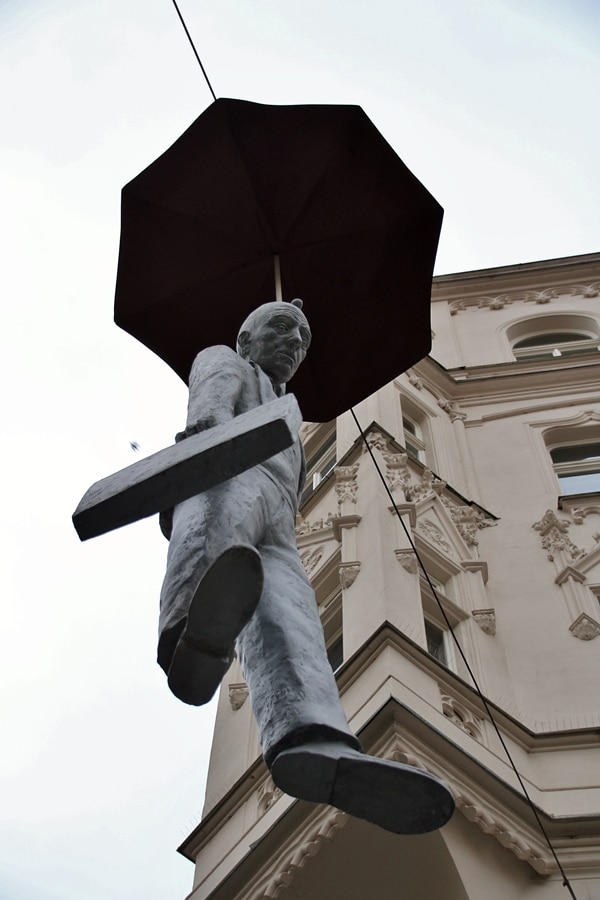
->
xmin=175 ymin=415 xmax=218 ymax=443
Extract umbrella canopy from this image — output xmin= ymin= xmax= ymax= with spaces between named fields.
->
xmin=114 ymin=98 xmax=442 ymax=423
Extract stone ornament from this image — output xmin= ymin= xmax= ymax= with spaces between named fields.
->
xmin=228 ymin=682 xmax=249 ymax=711
xmin=442 ymin=497 xmax=495 ymax=547
xmin=440 ymin=693 xmax=483 ymax=742
xmin=394 ymin=549 xmax=418 ymax=574
xmin=418 ymin=519 xmax=453 ymax=554
xmin=257 ymin=775 xmax=283 ymax=817
xmin=569 ymin=613 xmax=600 ymax=641
xmin=334 ymin=463 xmax=360 ymax=510
xmin=437 ymin=398 xmax=467 ymax=422
xmin=365 ymin=431 xmax=389 ymax=453
xmin=532 ymin=509 xmax=585 ymax=562
xmin=472 ymin=609 xmax=496 ymax=636
xmin=338 ymin=561 xmax=361 ymax=589
xmin=406 ymin=369 xmax=424 ymax=390
xmin=295 ymin=512 xmax=335 ymax=535
xmin=382 ymin=448 xmax=411 ymax=493
xmin=300 ymin=546 xmax=325 ymax=576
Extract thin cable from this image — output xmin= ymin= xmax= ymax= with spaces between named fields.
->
xmin=170 ymin=0 xmax=217 ymax=101
xmin=351 ymin=407 xmax=578 ymax=899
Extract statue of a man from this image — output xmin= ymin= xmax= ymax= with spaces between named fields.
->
xmin=157 ymin=298 xmax=453 ymax=834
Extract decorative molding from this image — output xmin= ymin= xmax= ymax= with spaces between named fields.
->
xmin=296 ymin=512 xmax=334 ymax=536
xmin=330 ymin=514 xmax=361 ymax=542
xmin=554 ymin=565 xmax=587 ymax=586
xmin=532 ymin=509 xmax=585 ymax=562
xmin=394 ymin=549 xmax=418 ymax=574
xmin=251 ymin=807 xmax=349 ymax=899
xmin=334 ymin=463 xmax=360 ymax=511
xmin=404 ymin=467 xmax=443 ymax=502
xmin=440 ymin=692 xmax=484 ymax=741
xmin=437 ymin=397 xmax=467 ymax=422
xmin=441 ymin=496 xmax=496 ymax=547
xmin=448 ymin=282 xmax=600 ymax=315
xmin=365 ymin=431 xmax=389 ymax=453
xmin=338 ymin=561 xmax=361 ymax=589
xmin=381 ymin=447 xmax=411 ymax=493
xmin=461 ymin=560 xmax=489 ymax=584
xmin=387 ymin=734 xmax=552 ymax=874
xmin=228 ymin=682 xmax=249 ymax=711
xmin=256 ymin=775 xmax=283 ymax=818
xmin=569 ymin=613 xmax=600 ymax=641
xmin=300 ymin=545 xmax=325 ymax=576
xmin=406 ymin=368 xmax=424 ymax=390
xmin=418 ymin=518 xmax=453 ymax=554
xmin=563 ymin=501 xmax=600 ymax=525
xmin=388 ymin=503 xmax=417 ymax=527
xmin=472 ymin=608 xmax=496 ymax=636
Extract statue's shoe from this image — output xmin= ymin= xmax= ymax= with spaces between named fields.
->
xmin=168 ymin=544 xmax=263 ymax=706
xmin=270 ymin=740 xmax=454 ymax=834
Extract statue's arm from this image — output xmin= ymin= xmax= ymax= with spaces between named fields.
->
xmin=177 ymin=346 xmax=245 ymax=441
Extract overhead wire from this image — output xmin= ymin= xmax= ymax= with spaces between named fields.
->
xmin=351 ymin=407 xmax=578 ymax=900
xmin=170 ymin=0 xmax=217 ymax=101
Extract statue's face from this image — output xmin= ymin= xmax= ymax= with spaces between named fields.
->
xmin=239 ymin=308 xmax=311 ymax=386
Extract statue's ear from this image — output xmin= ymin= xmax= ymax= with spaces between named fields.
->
xmin=238 ymin=331 xmax=250 ymax=357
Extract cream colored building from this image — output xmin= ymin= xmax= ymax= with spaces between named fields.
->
xmin=179 ymin=252 xmax=600 ymax=899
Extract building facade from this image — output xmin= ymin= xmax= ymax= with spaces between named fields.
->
xmin=179 ymin=252 xmax=600 ymax=899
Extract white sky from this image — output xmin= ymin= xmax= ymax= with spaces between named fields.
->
xmin=0 ymin=1 xmax=598 ymax=897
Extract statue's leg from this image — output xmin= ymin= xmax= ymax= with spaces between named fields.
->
xmin=236 ymin=498 xmax=361 ymax=765
xmin=235 ymin=481 xmax=455 ymax=835
xmin=157 ymin=477 xmax=269 ymax=674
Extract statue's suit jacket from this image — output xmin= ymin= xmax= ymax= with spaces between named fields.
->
xmin=158 ymin=345 xmax=359 ymax=764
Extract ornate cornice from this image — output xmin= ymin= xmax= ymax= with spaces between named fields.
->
xmin=244 ymin=807 xmax=349 ymax=900
xmin=448 ymin=282 xmax=600 ymax=315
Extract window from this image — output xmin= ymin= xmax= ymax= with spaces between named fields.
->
xmin=425 ymin=620 xmax=448 ymax=666
xmin=550 ymin=442 xmax=600 ymax=495
xmin=508 ymin=315 xmax=600 ymax=361
xmin=301 ymin=429 xmax=337 ymax=505
xmin=320 ymin=591 xmax=343 ymax=672
xmin=402 ymin=415 xmax=426 ymax=462
xmin=513 ymin=332 xmax=599 ymax=360
xmin=327 ymin=634 xmax=344 ymax=672
xmin=418 ymin=566 xmax=468 ymax=672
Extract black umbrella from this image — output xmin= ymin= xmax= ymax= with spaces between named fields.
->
xmin=114 ymin=98 xmax=442 ymax=422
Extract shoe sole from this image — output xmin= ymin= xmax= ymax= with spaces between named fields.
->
xmin=271 ymin=745 xmax=454 ymax=834
xmin=168 ymin=545 xmax=263 ymax=706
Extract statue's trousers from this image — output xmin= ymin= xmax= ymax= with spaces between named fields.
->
xmin=158 ymin=463 xmax=360 ymax=765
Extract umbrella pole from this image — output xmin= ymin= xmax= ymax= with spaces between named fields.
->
xmin=274 ymin=255 xmax=283 ymax=302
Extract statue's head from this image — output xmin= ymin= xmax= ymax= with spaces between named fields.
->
xmin=237 ymin=299 xmax=311 ymax=387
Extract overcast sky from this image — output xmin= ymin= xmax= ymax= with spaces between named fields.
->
xmin=1 ymin=1 xmax=598 ymax=898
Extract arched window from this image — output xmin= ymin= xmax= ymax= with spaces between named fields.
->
xmin=507 ymin=315 xmax=600 ymax=361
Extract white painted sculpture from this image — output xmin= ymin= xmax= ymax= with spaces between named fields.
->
xmin=155 ymin=298 xmax=454 ymax=834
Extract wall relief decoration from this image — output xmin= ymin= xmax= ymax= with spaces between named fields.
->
xmin=448 ymin=282 xmax=600 ymax=315
xmin=532 ymin=509 xmax=585 ymax=562
xmin=472 ymin=609 xmax=496 ymax=636
xmin=569 ymin=613 xmax=600 ymax=641
xmin=228 ymin=682 xmax=249 ymax=711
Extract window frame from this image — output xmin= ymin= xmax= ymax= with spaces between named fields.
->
xmin=300 ymin=424 xmax=337 ymax=506
xmin=549 ymin=439 xmax=600 ymax=496
xmin=507 ymin=314 xmax=600 ymax=362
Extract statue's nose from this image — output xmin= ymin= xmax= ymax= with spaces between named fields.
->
xmin=287 ymin=330 xmax=302 ymax=349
